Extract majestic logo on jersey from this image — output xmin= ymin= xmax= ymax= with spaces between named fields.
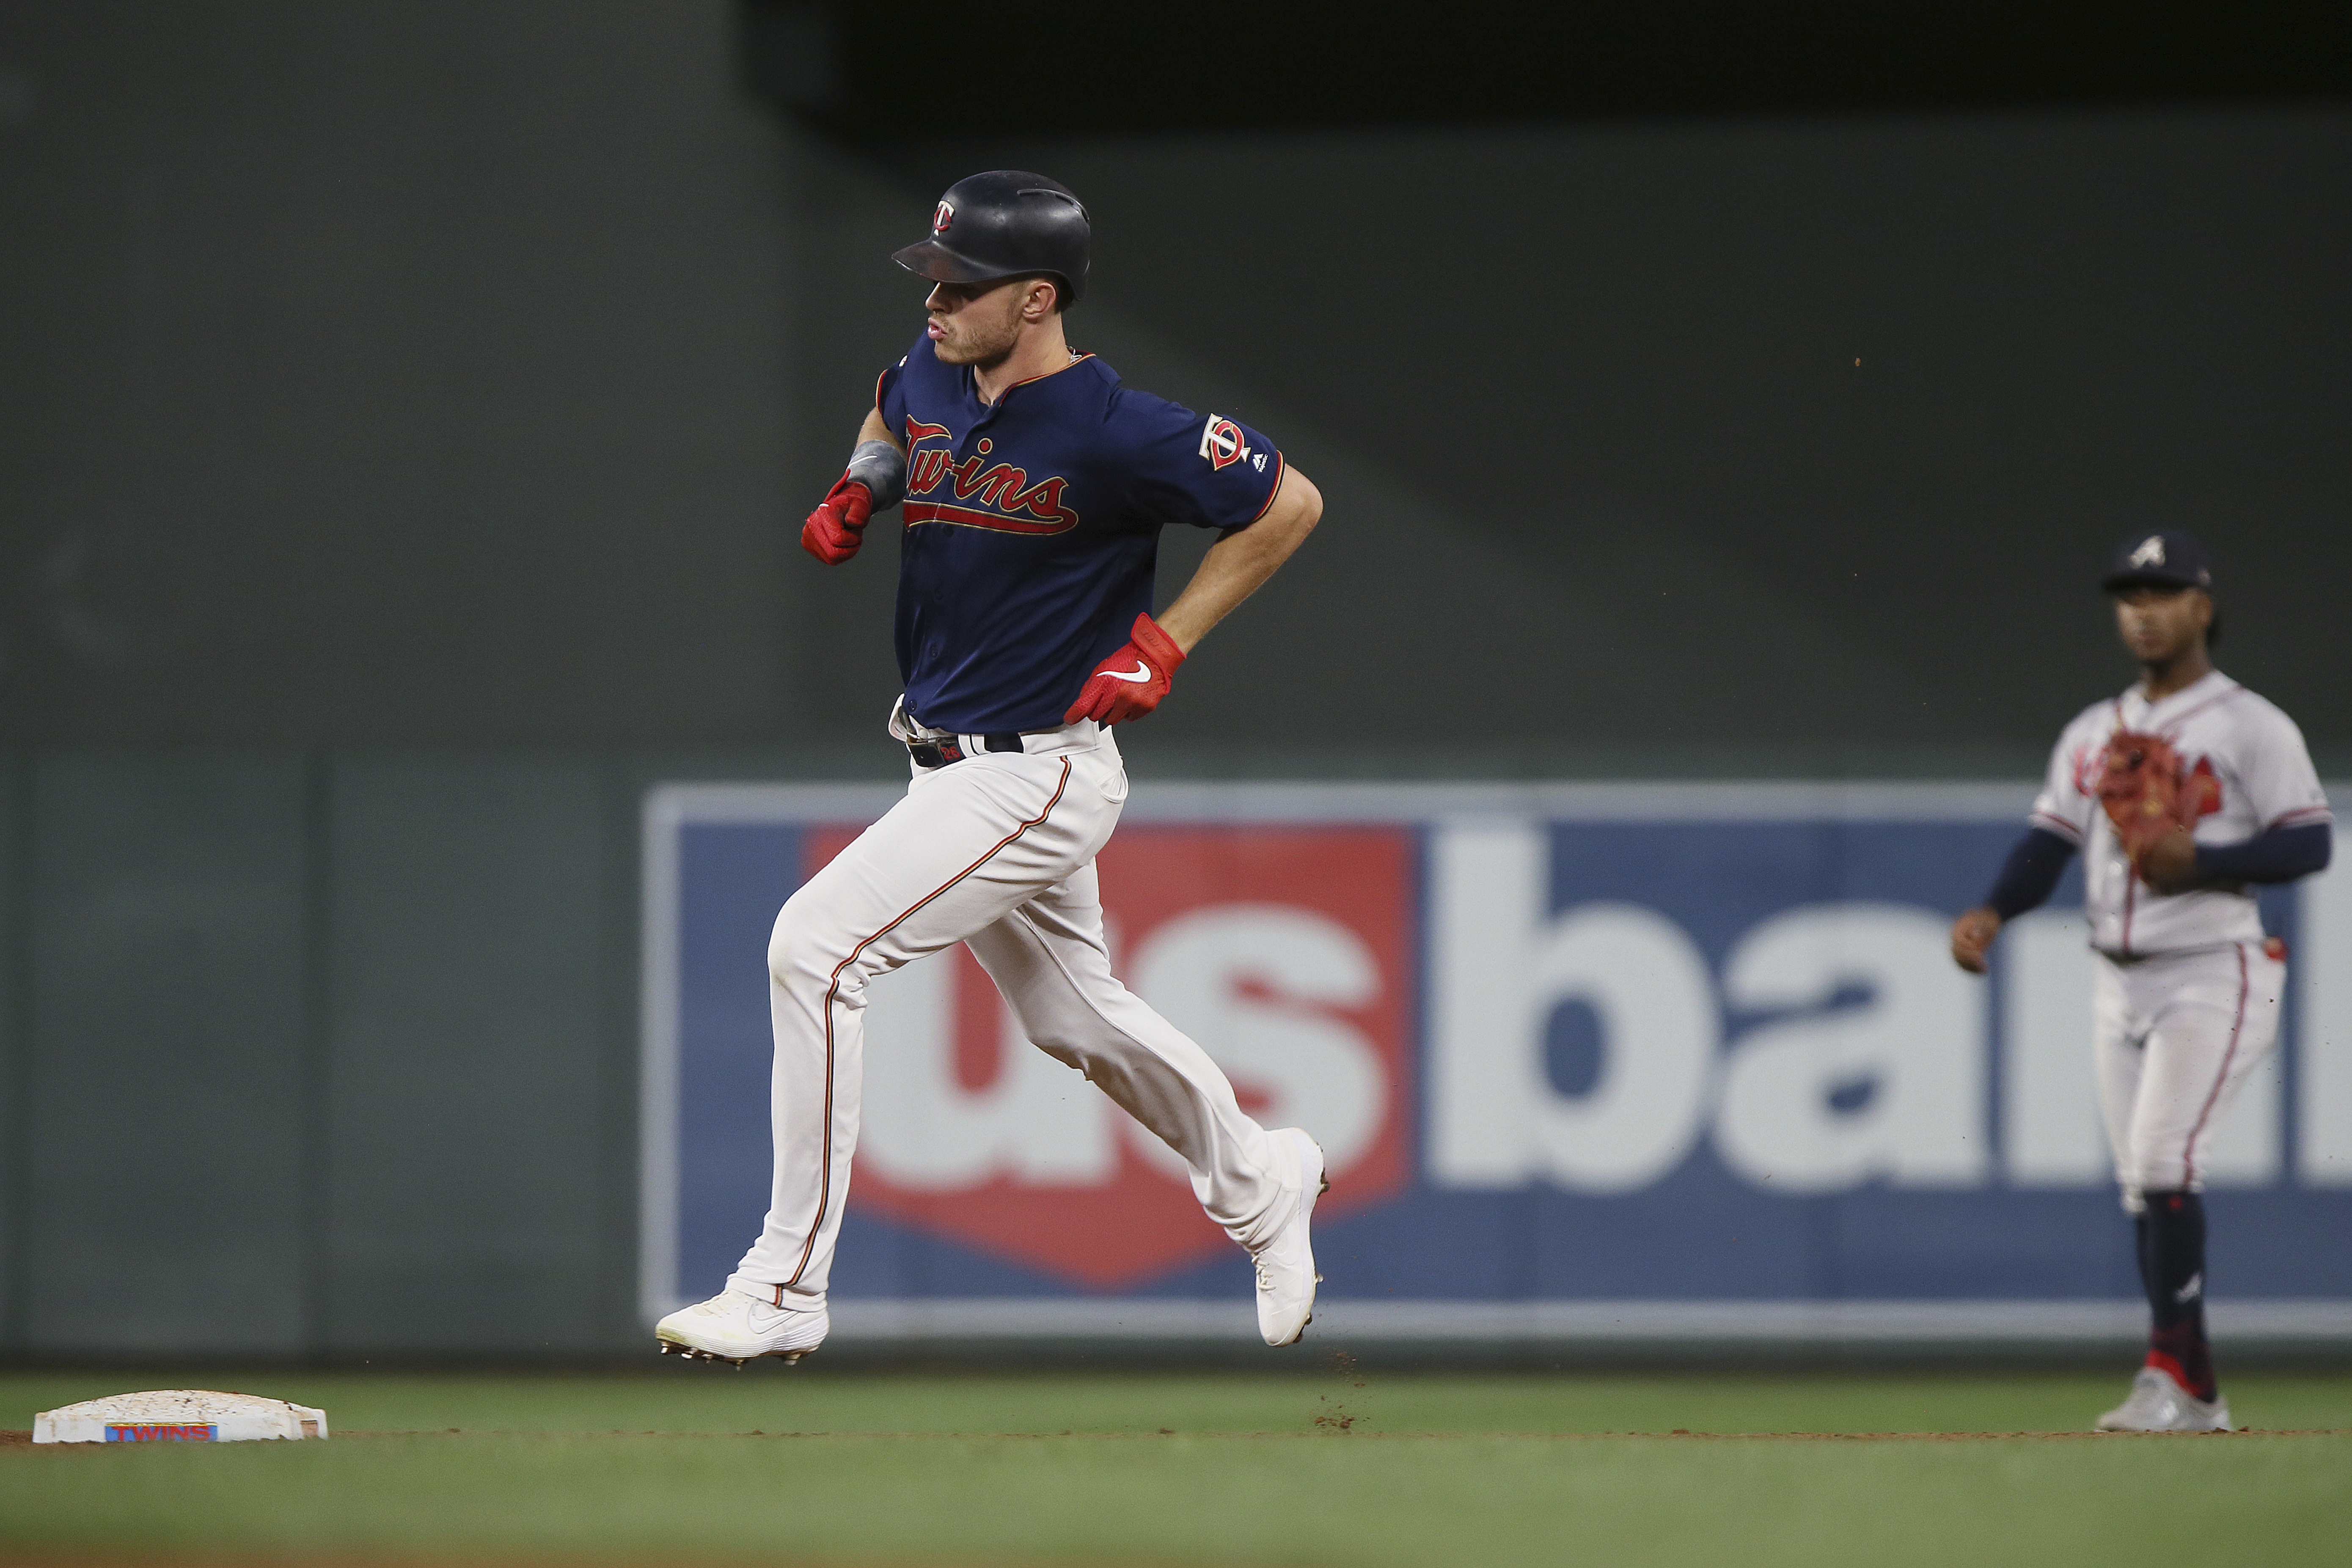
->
xmin=1198 ymin=414 xmax=1249 ymax=470
xmin=900 ymin=418 xmax=1081 ymax=535
xmin=932 ymin=199 xmax=955 ymax=233
xmin=2130 ymin=535 xmax=2166 ymax=568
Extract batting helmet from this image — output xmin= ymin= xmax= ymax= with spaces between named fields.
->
xmin=891 ymin=170 xmax=1090 ymax=308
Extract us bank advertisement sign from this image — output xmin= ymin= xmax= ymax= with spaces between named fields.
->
xmin=641 ymin=783 xmax=2352 ymax=1341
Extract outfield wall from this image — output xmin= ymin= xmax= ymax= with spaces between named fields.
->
xmin=643 ymin=782 xmax=2352 ymax=1350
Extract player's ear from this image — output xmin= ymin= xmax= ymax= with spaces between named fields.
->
xmin=1022 ymin=277 xmax=1059 ymax=321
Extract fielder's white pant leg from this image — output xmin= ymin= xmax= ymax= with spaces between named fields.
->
xmin=2121 ymin=942 xmax=2284 ymax=1199
xmin=2091 ymin=956 xmax=2149 ymax=1213
xmin=729 ymin=744 xmax=1114 ymax=1304
xmin=963 ymin=860 xmax=1287 ymax=1242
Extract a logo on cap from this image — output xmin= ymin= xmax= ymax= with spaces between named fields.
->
xmin=932 ymin=199 xmax=954 ymax=234
xmin=2129 ymin=535 xmax=2165 ymax=568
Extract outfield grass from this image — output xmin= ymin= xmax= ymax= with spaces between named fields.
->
xmin=4 ymin=1367 xmax=2348 ymax=1566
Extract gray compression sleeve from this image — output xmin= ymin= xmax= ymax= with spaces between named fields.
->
xmin=845 ymin=439 xmax=907 ymax=511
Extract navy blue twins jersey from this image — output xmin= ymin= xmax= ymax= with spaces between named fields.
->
xmin=875 ymin=334 xmax=1284 ymax=733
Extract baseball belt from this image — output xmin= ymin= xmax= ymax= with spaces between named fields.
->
xmin=905 ymin=730 xmax=1025 ymax=770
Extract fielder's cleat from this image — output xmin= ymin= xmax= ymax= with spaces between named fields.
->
xmin=2095 ymin=1367 xmax=2232 ymax=1432
xmin=655 ymin=1289 xmax=828 ymax=1366
xmin=1246 ymin=1128 xmax=1326 ymax=1348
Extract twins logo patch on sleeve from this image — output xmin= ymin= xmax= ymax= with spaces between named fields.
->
xmin=1199 ymin=413 xmax=1266 ymax=472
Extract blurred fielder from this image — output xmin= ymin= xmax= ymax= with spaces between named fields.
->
xmin=1950 ymin=531 xmax=2330 ymax=1431
xmin=658 ymin=172 xmax=1328 ymax=1365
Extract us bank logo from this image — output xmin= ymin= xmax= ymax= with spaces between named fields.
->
xmin=823 ymin=821 xmax=1413 ymax=1287
xmin=641 ymin=783 xmax=2352 ymax=1333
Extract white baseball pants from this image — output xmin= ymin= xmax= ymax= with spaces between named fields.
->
xmin=2092 ymin=940 xmax=2283 ymax=1211
xmin=728 ymin=718 xmax=1287 ymax=1304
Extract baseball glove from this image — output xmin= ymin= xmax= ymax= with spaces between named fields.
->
xmin=2097 ymin=730 xmax=2194 ymax=865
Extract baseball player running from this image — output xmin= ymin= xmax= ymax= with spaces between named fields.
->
xmin=1950 ymin=530 xmax=2331 ymax=1431
xmin=657 ymin=172 xmax=1328 ymax=1365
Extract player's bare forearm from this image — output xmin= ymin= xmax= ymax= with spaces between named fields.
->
xmin=856 ymin=406 xmax=902 ymax=453
xmin=1154 ymin=467 xmax=1322 ymax=654
xmin=1064 ymin=464 xmax=1317 ymax=726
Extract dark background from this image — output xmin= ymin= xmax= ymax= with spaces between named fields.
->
xmin=0 ymin=0 xmax=2342 ymax=1357
xmin=4 ymin=0 xmax=2346 ymax=769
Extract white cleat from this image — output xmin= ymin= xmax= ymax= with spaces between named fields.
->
xmin=2095 ymin=1367 xmax=2232 ymax=1432
xmin=1247 ymin=1128 xmax=1326 ymax=1348
xmin=655 ymin=1290 xmax=828 ymax=1367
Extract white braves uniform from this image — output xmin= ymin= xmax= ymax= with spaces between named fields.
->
xmin=2028 ymin=669 xmax=2330 ymax=1207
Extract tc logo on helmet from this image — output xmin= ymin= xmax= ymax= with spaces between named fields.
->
xmin=932 ymin=199 xmax=955 ymax=233
xmin=2130 ymin=535 xmax=2165 ymax=568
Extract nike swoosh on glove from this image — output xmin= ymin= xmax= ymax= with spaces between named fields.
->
xmin=801 ymin=475 xmax=872 ymax=564
xmin=1065 ymin=612 xmax=1186 ymax=725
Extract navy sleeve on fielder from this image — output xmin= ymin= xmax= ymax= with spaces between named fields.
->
xmin=1985 ymin=827 xmax=2078 ymax=920
xmin=1117 ymin=391 xmax=1283 ymax=532
xmin=2194 ymin=821 xmax=2332 ymax=885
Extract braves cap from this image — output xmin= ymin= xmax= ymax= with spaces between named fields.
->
xmin=2102 ymin=529 xmax=2214 ymax=592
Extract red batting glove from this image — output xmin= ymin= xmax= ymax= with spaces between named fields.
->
xmin=1065 ymin=612 xmax=1187 ymax=725
xmin=800 ymin=475 xmax=872 ymax=564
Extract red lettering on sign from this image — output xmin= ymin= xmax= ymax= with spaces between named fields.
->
xmin=811 ymin=824 xmax=1414 ymax=1290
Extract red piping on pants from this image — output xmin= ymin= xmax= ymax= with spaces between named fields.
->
xmin=2180 ymin=942 xmax=2251 ymax=1188
xmin=781 ymin=758 xmax=1074 ymax=1287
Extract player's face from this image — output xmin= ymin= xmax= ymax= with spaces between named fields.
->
xmin=2113 ymin=584 xmax=2211 ymax=664
xmin=925 ymin=278 xmax=1029 ymax=365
